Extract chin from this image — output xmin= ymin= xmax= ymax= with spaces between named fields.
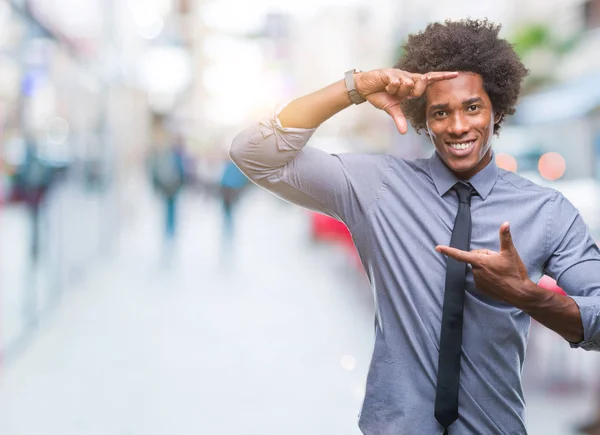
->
xmin=447 ymin=160 xmax=480 ymax=177
xmin=452 ymin=166 xmax=475 ymax=175
xmin=444 ymin=157 xmax=475 ymax=170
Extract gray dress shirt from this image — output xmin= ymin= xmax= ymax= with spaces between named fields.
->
xmin=230 ymin=108 xmax=600 ymax=435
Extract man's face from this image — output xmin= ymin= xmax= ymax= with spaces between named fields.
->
xmin=425 ymin=72 xmax=499 ymax=180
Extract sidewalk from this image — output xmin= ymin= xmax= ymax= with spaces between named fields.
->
xmin=0 ymin=188 xmax=596 ymax=435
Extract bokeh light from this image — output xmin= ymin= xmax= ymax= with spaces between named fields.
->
xmin=341 ymin=355 xmax=357 ymax=371
xmin=495 ymin=153 xmax=518 ymax=172
xmin=538 ymin=152 xmax=567 ymax=181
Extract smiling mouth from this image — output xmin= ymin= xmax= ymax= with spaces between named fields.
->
xmin=446 ymin=140 xmax=476 ymax=151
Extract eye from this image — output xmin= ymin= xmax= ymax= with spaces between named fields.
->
xmin=434 ymin=111 xmax=448 ymax=118
xmin=467 ymin=105 xmax=480 ymax=112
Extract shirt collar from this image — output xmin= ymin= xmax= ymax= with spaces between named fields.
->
xmin=428 ymin=150 xmax=499 ymax=200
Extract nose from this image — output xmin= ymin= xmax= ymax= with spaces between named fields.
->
xmin=447 ymin=112 xmax=470 ymax=136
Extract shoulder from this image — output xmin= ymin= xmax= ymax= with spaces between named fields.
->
xmin=332 ymin=152 xmax=394 ymax=175
xmin=496 ymin=168 xmax=561 ymax=202
xmin=495 ymin=169 xmax=583 ymax=230
xmin=377 ymin=154 xmax=431 ymax=177
xmin=334 ymin=153 xmax=431 ymax=179
xmin=334 ymin=152 xmax=391 ymax=164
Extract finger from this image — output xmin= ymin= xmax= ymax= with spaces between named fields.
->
xmin=499 ymin=222 xmax=514 ymax=252
xmin=473 ymin=249 xmax=496 ymax=256
xmin=385 ymin=105 xmax=408 ymax=134
xmin=425 ymin=71 xmax=459 ymax=83
xmin=387 ymin=75 xmax=413 ymax=99
xmin=436 ymin=245 xmax=481 ymax=265
xmin=395 ymin=76 xmax=415 ymax=99
xmin=385 ymin=78 xmax=402 ymax=96
xmin=408 ymin=74 xmax=428 ymax=98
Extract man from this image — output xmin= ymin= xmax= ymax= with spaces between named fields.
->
xmin=218 ymin=159 xmax=250 ymax=239
xmin=149 ymin=135 xmax=186 ymax=244
xmin=230 ymin=19 xmax=600 ymax=434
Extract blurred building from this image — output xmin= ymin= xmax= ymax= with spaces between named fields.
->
xmin=507 ymin=0 xmax=600 ymax=236
xmin=179 ymin=0 xmax=407 ymax=153
xmin=0 ymin=0 xmax=194 ymax=361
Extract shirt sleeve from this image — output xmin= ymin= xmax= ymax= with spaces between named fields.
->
xmin=543 ymin=192 xmax=600 ymax=351
xmin=229 ymin=104 xmax=392 ymax=227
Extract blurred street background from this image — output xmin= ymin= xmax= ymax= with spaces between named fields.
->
xmin=0 ymin=0 xmax=599 ymax=434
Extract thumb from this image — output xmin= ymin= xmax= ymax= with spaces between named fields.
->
xmin=385 ymin=105 xmax=408 ymax=134
xmin=499 ymin=222 xmax=514 ymax=252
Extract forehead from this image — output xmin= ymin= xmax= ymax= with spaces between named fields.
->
xmin=425 ymin=72 xmax=490 ymax=107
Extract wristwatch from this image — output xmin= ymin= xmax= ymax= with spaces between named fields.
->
xmin=344 ymin=69 xmax=366 ymax=105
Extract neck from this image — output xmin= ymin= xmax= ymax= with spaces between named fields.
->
xmin=454 ymin=149 xmax=493 ymax=180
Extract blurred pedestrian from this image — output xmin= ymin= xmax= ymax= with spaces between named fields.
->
xmin=230 ymin=19 xmax=600 ymax=434
xmin=11 ymin=138 xmax=64 ymax=328
xmin=149 ymin=136 xmax=186 ymax=246
xmin=218 ymin=160 xmax=249 ymax=239
xmin=12 ymin=140 xmax=55 ymax=261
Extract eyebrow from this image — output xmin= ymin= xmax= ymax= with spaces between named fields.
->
xmin=428 ymin=97 xmax=485 ymax=113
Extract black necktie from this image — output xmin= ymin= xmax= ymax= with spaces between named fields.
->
xmin=435 ymin=182 xmax=475 ymax=434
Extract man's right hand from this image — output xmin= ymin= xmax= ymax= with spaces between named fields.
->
xmin=354 ymin=69 xmax=459 ymax=134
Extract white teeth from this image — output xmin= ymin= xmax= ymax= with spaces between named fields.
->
xmin=449 ymin=141 xmax=473 ymax=150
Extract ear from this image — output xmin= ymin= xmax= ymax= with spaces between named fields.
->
xmin=494 ymin=112 xmax=504 ymax=124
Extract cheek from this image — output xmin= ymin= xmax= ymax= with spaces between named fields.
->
xmin=477 ymin=117 xmax=495 ymax=146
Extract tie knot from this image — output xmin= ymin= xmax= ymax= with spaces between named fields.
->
xmin=454 ymin=182 xmax=475 ymax=204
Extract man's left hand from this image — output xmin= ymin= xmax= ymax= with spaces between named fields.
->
xmin=435 ymin=222 xmax=537 ymax=308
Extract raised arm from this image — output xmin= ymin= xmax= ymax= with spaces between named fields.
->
xmin=278 ymin=69 xmax=459 ymax=132
xmin=230 ymin=68 xmax=457 ymax=224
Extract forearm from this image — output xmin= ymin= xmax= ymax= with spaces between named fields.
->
xmin=278 ymin=79 xmax=353 ymax=129
xmin=517 ymin=281 xmax=584 ymax=344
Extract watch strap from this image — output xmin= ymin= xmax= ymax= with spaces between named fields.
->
xmin=344 ymin=69 xmax=366 ymax=105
